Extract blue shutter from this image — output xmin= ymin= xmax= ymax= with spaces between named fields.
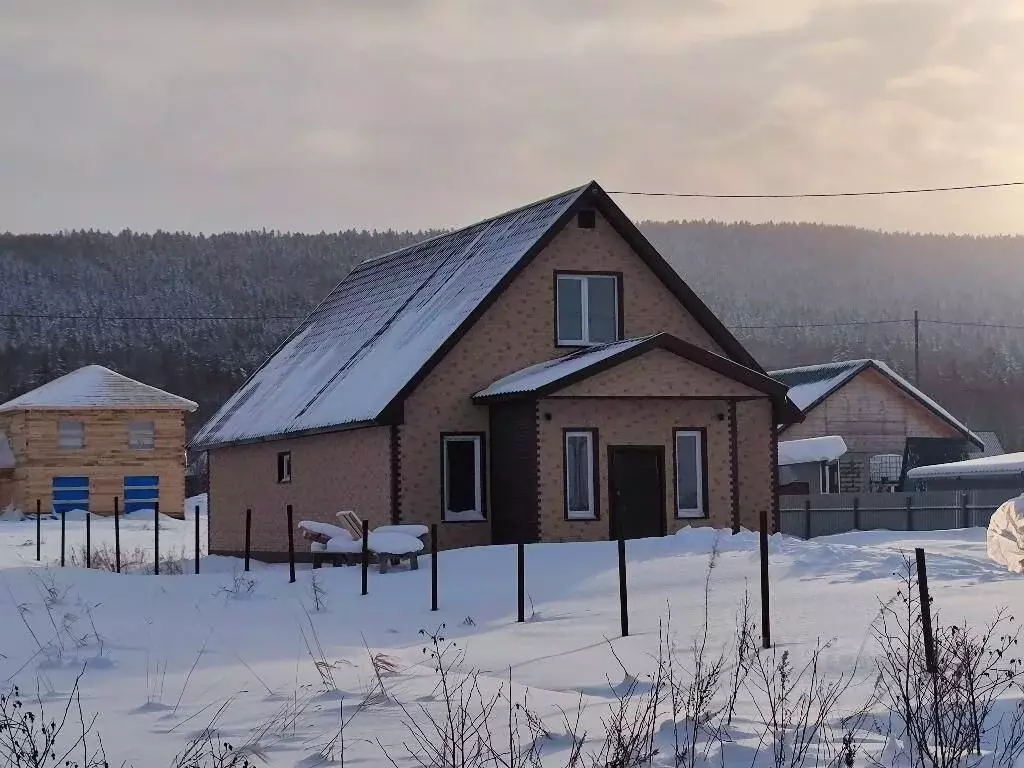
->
xmin=123 ymin=475 xmax=160 ymax=514
xmin=52 ymin=476 xmax=89 ymax=515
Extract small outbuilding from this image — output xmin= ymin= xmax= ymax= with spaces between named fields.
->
xmin=777 ymin=435 xmax=848 ymax=495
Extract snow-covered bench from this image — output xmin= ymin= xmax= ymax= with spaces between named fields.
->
xmin=298 ymin=517 xmax=428 ymax=573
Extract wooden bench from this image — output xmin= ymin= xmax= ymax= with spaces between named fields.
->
xmin=311 ymin=548 xmax=419 ymax=573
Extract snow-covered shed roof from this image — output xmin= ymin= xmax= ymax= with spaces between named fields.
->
xmin=0 ymin=432 xmax=14 ymax=469
xmin=192 ymin=181 xmax=763 ymax=449
xmin=769 ymin=359 xmax=982 ymax=449
xmin=0 ymin=366 xmax=197 ymax=413
xmin=777 ymin=436 xmax=848 ymax=467
xmin=474 ymin=333 xmax=801 ymax=421
xmin=906 ymin=452 xmax=1024 ymax=480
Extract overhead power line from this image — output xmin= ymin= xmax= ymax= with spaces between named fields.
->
xmin=607 ymin=181 xmax=1024 ymax=200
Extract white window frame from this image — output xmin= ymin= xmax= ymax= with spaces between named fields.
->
xmin=58 ymin=420 xmax=84 ymax=450
xmin=277 ymin=451 xmax=292 ymax=484
xmin=556 ymin=274 xmax=620 ymax=346
xmin=127 ymin=420 xmax=155 ymax=450
xmin=819 ymin=460 xmax=840 ymax=494
xmin=564 ymin=430 xmax=597 ymax=520
xmin=443 ymin=435 xmax=484 ymax=522
xmin=674 ymin=429 xmax=706 ymax=519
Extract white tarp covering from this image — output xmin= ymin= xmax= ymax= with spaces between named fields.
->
xmin=777 ymin=435 xmax=848 ymax=466
xmin=987 ymin=494 xmax=1024 ymax=573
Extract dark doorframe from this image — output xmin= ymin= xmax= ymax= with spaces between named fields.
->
xmin=607 ymin=445 xmax=666 ymax=541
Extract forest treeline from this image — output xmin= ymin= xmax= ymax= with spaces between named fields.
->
xmin=2 ymin=222 xmax=1022 ymax=449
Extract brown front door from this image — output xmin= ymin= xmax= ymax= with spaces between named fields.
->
xmin=608 ymin=446 xmax=666 ymax=540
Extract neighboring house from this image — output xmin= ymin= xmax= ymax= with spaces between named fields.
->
xmin=192 ymin=181 xmax=801 ymax=558
xmin=0 ymin=366 xmax=197 ymax=518
xmin=777 ymin=435 xmax=848 ymax=495
xmin=770 ymin=360 xmax=983 ymax=493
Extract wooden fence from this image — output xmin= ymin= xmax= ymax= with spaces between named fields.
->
xmin=778 ymin=489 xmax=1011 ymax=539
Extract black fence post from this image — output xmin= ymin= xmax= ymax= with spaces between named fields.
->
xmin=35 ymin=499 xmax=41 ymax=562
xmin=153 ymin=501 xmax=160 ymax=575
xmin=618 ymin=536 xmax=628 ymax=637
xmin=915 ymin=548 xmax=938 ymax=673
xmin=430 ymin=523 xmax=439 ymax=612
xmin=244 ymin=508 xmax=252 ymax=572
xmin=852 ymin=496 xmax=861 ymax=531
xmin=114 ymin=497 xmax=121 ymax=574
xmin=60 ymin=510 xmax=66 ymax=568
xmin=194 ymin=504 xmax=201 ymax=574
xmin=517 ymin=541 xmax=525 ymax=623
xmin=959 ymin=492 xmax=969 ymax=529
xmin=85 ymin=512 xmax=91 ymax=569
xmin=803 ymin=499 xmax=812 ymax=540
xmin=361 ymin=519 xmax=370 ymax=596
xmin=905 ymin=495 xmax=914 ymax=531
xmin=287 ymin=504 xmax=296 ymax=584
xmin=759 ymin=509 xmax=771 ymax=649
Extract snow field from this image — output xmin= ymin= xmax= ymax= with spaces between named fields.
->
xmin=0 ymin=498 xmax=1021 ymax=766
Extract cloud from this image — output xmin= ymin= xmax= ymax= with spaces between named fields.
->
xmin=1 ymin=0 xmax=1023 ymax=234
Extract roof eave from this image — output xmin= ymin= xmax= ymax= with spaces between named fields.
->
xmin=190 ymin=417 xmax=388 ymax=451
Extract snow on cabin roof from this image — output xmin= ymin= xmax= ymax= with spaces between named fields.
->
xmin=777 ymin=436 xmax=848 ymax=466
xmin=0 ymin=432 xmax=14 ymax=469
xmin=191 ymin=181 xmax=764 ymax=449
xmin=769 ymin=359 xmax=982 ymax=448
xmin=0 ymin=366 xmax=197 ymax=413
xmin=474 ymin=337 xmax=654 ymax=399
xmin=906 ymin=452 xmax=1024 ymax=480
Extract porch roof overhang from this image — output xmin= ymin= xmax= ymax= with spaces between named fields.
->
xmin=472 ymin=333 xmax=803 ymax=424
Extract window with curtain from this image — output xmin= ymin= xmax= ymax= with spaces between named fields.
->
xmin=565 ymin=430 xmax=596 ymax=519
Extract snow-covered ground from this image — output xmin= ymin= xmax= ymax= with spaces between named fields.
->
xmin=0 ymin=496 xmax=1021 ymax=767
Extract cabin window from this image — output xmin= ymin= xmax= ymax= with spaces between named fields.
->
xmin=277 ymin=451 xmax=292 ymax=484
xmin=565 ymin=430 xmax=597 ymax=519
xmin=674 ymin=429 xmax=707 ymax=518
xmin=127 ymin=420 xmax=155 ymax=450
xmin=556 ymin=274 xmax=620 ymax=346
xmin=442 ymin=434 xmax=485 ymax=521
xmin=57 ymin=420 xmax=84 ymax=450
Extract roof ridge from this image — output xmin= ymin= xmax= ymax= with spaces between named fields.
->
xmin=359 ymin=182 xmax=594 ymax=266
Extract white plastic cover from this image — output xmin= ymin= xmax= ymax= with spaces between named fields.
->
xmin=987 ymin=494 xmax=1024 ymax=574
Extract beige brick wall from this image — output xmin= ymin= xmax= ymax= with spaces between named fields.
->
xmin=536 ymin=397 xmax=749 ymax=542
xmin=735 ymin=399 xmax=775 ymax=531
xmin=400 ymin=210 xmax=735 ymax=548
xmin=208 ymin=426 xmax=391 ymax=555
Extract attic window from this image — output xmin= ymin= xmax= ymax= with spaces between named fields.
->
xmin=556 ymin=273 xmax=621 ymax=346
xmin=576 ymin=209 xmax=596 ymax=229
xmin=128 ymin=420 xmax=155 ymax=450
xmin=58 ymin=420 xmax=84 ymax=450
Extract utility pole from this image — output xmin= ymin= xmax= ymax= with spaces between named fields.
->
xmin=913 ymin=310 xmax=920 ymax=386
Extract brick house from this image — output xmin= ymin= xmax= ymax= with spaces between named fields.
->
xmin=770 ymin=359 xmax=983 ymax=493
xmin=0 ymin=365 xmax=196 ymax=518
xmin=193 ymin=181 xmax=801 ymax=557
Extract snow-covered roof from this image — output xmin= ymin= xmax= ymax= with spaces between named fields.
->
xmin=474 ymin=333 xmax=800 ymax=419
xmin=906 ymin=452 xmax=1024 ymax=480
xmin=192 ymin=181 xmax=762 ymax=449
xmin=777 ymin=436 xmax=848 ymax=466
xmin=474 ymin=337 xmax=653 ymax=399
xmin=769 ymin=359 xmax=982 ymax=449
xmin=0 ymin=432 xmax=14 ymax=469
xmin=0 ymin=366 xmax=197 ymax=413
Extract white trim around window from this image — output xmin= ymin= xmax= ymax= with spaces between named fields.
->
xmin=443 ymin=434 xmax=485 ymax=522
xmin=556 ymin=273 xmax=620 ymax=346
xmin=674 ymin=429 xmax=707 ymax=519
xmin=564 ymin=430 xmax=597 ymax=520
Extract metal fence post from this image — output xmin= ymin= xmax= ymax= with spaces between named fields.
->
xmin=114 ymin=497 xmax=121 ymax=573
xmin=35 ymin=499 xmax=41 ymax=562
xmin=759 ymin=509 xmax=771 ymax=649
xmin=287 ymin=504 xmax=296 ymax=584
xmin=430 ymin=523 xmax=439 ymax=612
xmin=517 ymin=541 xmax=525 ymax=623
xmin=244 ymin=508 xmax=252 ymax=572
xmin=959 ymin=492 xmax=969 ymax=529
xmin=852 ymin=496 xmax=861 ymax=531
xmin=618 ymin=536 xmax=629 ymax=637
xmin=361 ymin=519 xmax=369 ymax=596
xmin=85 ymin=512 xmax=91 ymax=569
xmin=803 ymin=499 xmax=812 ymax=540
xmin=194 ymin=504 xmax=201 ymax=574
xmin=905 ymin=495 xmax=914 ymax=531
xmin=153 ymin=501 xmax=160 ymax=575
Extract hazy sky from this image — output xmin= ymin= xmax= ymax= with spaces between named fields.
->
xmin=3 ymin=1 xmax=1023 ymax=235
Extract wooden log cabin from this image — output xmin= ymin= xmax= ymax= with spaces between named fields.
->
xmin=0 ymin=365 xmax=197 ymax=518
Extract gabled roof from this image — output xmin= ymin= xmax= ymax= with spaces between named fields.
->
xmin=473 ymin=333 xmax=802 ymax=422
xmin=0 ymin=366 xmax=197 ymax=413
xmin=192 ymin=181 xmax=763 ymax=449
xmin=769 ymin=359 xmax=983 ymax=448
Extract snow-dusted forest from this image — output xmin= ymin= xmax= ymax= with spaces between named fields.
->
xmin=2 ymin=221 xmax=1023 ymax=447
